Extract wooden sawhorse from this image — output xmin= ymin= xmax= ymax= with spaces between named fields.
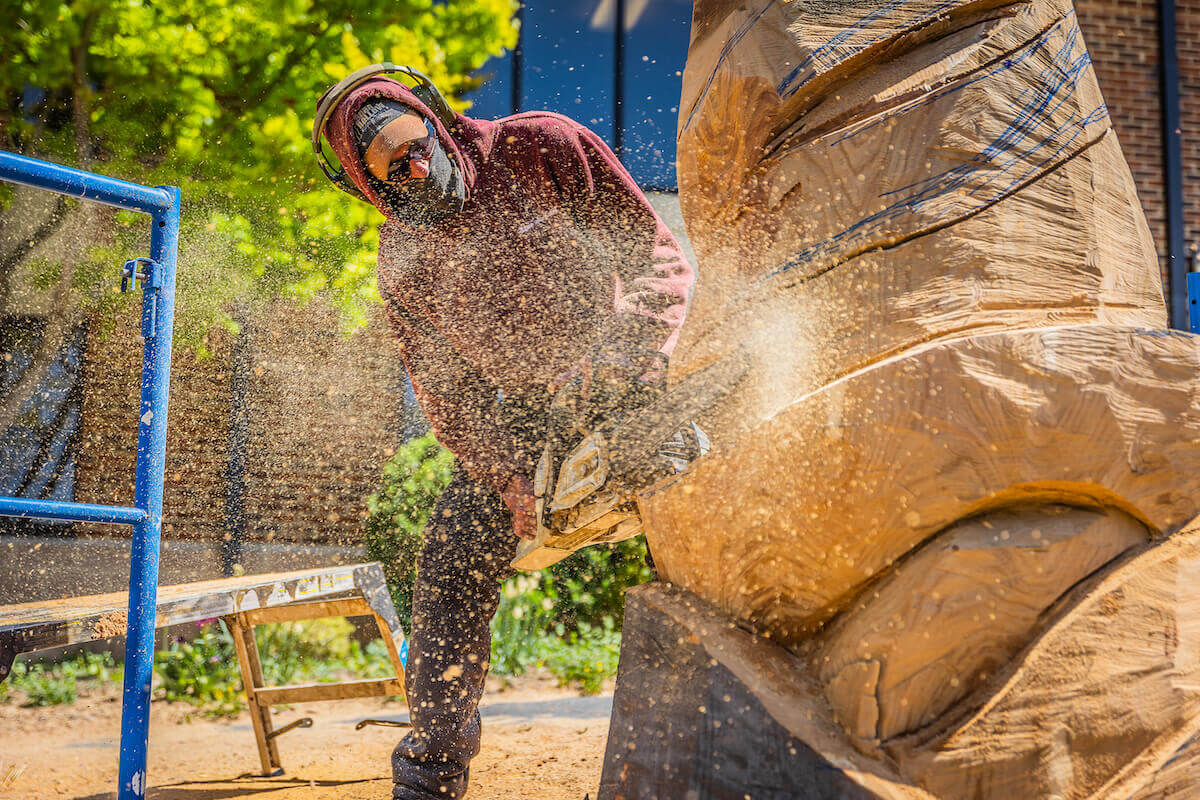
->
xmin=0 ymin=562 xmax=407 ymax=776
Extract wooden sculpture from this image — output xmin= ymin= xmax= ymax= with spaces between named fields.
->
xmin=600 ymin=0 xmax=1200 ymax=797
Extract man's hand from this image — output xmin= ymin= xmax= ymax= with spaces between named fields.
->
xmin=501 ymin=474 xmax=538 ymax=541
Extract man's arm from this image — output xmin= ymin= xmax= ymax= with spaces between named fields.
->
xmin=540 ymin=120 xmax=695 ymax=400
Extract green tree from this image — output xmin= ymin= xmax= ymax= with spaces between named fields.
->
xmin=0 ymin=0 xmax=518 ymax=431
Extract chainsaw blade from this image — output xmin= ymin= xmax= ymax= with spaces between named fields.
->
xmin=511 ymin=353 xmax=747 ymax=571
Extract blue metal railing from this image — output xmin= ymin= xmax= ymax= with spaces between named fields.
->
xmin=1188 ymin=272 xmax=1200 ymax=334
xmin=0 ymin=150 xmax=179 ymax=800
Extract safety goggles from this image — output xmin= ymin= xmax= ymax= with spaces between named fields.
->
xmin=379 ymin=119 xmax=438 ymax=187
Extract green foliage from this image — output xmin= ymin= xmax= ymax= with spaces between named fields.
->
xmin=4 ymin=651 xmax=122 ymax=707
xmin=489 ymin=572 xmax=558 ymax=677
xmin=540 ymin=620 xmax=621 ymax=695
xmin=546 ymin=538 xmax=654 ymax=631
xmin=365 ymin=433 xmax=455 ymax=630
xmin=489 ymin=581 xmax=621 ymax=694
xmin=258 ymin=617 xmax=393 ymax=685
xmin=16 ymin=664 xmax=77 ymax=706
xmin=2 ymin=0 xmax=520 ymax=342
xmin=155 ymin=625 xmax=244 ymax=717
xmin=15 ymin=662 xmax=77 ymax=706
xmin=365 ymin=437 xmax=653 ymax=692
xmin=155 ymin=619 xmax=395 ymax=718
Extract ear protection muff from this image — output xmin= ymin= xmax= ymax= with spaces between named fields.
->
xmin=313 ymin=63 xmax=457 ymax=200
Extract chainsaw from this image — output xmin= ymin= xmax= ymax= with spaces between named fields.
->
xmin=511 ymin=355 xmax=747 ymax=570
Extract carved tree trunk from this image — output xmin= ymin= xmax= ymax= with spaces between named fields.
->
xmin=613 ymin=0 xmax=1200 ymax=796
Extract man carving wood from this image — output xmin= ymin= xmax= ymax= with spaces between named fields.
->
xmin=313 ymin=65 xmax=692 ymax=799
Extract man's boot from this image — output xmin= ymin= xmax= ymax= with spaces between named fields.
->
xmin=391 ymin=712 xmax=480 ymax=799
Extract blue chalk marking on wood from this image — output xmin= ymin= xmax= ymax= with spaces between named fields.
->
xmin=680 ymin=0 xmax=778 ymax=134
xmin=755 ymin=12 xmax=1105 ymax=285
xmin=777 ymin=0 xmax=921 ymax=100
xmin=831 ymin=15 xmax=1073 ymax=151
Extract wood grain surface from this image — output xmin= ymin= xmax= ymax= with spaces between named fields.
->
xmin=671 ymin=0 xmax=1163 ymax=438
xmin=643 ymin=325 xmax=1200 ymax=641
xmin=893 ymin=520 xmax=1200 ymax=798
xmin=623 ymin=0 xmax=1200 ymax=795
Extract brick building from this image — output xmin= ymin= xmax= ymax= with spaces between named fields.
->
xmin=1076 ymin=0 xmax=1198 ymax=309
xmin=1 ymin=0 xmax=1196 ymax=601
xmin=0 ymin=298 xmax=411 ymax=601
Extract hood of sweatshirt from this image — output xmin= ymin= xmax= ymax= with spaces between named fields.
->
xmin=321 ymin=77 xmax=495 ymax=216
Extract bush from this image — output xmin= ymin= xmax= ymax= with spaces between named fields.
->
xmin=489 ymin=572 xmax=558 ymax=677
xmin=155 ymin=625 xmax=243 ymax=717
xmin=365 ymin=435 xmax=654 ymax=691
xmin=155 ymin=619 xmax=395 ymax=718
xmin=546 ymin=538 xmax=653 ymax=631
xmin=4 ymin=651 xmax=121 ymax=707
xmin=489 ymin=584 xmax=621 ymax=694
xmin=540 ymin=620 xmax=621 ymax=695
xmin=18 ymin=664 xmax=77 ymax=706
xmin=364 ymin=433 xmax=455 ymax=631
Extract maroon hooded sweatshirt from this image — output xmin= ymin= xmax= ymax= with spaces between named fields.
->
xmin=324 ymin=79 xmax=693 ymax=494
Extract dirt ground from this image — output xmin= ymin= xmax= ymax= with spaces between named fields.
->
xmin=0 ymin=672 xmax=610 ymax=799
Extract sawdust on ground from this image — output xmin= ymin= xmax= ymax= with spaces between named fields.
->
xmin=0 ymin=671 xmax=609 ymax=799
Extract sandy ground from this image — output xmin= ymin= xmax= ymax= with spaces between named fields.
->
xmin=0 ymin=672 xmax=609 ymax=800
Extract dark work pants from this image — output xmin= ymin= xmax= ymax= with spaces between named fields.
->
xmin=392 ymin=467 xmax=517 ymax=800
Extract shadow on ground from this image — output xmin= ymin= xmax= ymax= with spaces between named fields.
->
xmin=73 ymin=776 xmax=380 ymax=799
xmin=345 ymin=693 xmax=614 ymax=727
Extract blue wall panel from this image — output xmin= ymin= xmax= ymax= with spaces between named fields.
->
xmin=621 ymin=0 xmax=692 ymax=189
xmin=466 ymin=50 xmax=515 ymax=121
xmin=521 ymin=1 xmax=617 ymax=144
xmin=466 ymin=0 xmax=694 ymax=189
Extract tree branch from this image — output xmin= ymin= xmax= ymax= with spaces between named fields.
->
xmin=70 ymin=6 xmax=100 ymax=168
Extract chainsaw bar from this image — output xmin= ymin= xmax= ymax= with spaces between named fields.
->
xmin=511 ymin=352 xmax=748 ymax=570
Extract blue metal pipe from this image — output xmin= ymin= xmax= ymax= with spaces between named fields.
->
xmin=0 ymin=497 xmax=146 ymax=525
xmin=1188 ymin=272 xmax=1200 ymax=333
xmin=1160 ymin=0 xmax=1187 ymax=327
xmin=0 ymin=150 xmax=181 ymax=798
xmin=116 ymin=187 xmax=180 ymax=800
xmin=0 ymin=151 xmax=174 ymax=215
